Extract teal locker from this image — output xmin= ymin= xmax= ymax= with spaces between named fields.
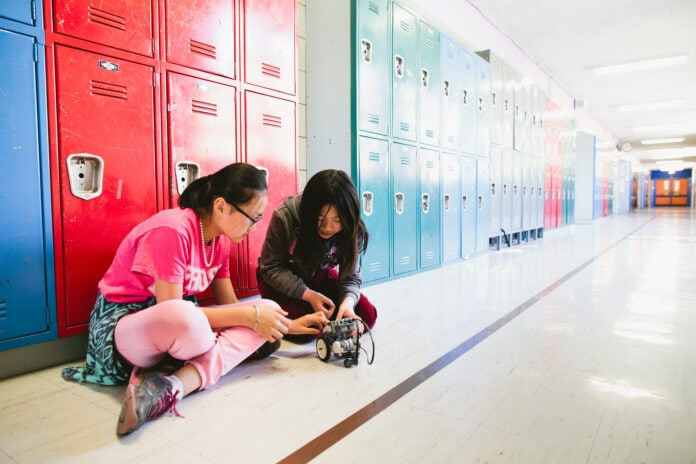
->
xmin=419 ymin=148 xmax=440 ymax=268
xmin=474 ymin=53 xmax=491 ymax=158
xmin=440 ymin=34 xmax=460 ymax=151
xmin=501 ymin=148 xmax=513 ymax=232
xmin=356 ymin=0 xmax=390 ymax=135
xmin=391 ymin=3 xmax=417 ymax=141
xmin=511 ymin=151 xmax=522 ymax=233
xmin=417 ymin=20 xmax=440 ymax=146
xmin=489 ymin=145 xmax=502 ymax=235
xmin=459 ymin=154 xmax=476 ymax=258
xmin=391 ymin=142 xmax=418 ymax=275
xmin=475 ymin=158 xmax=490 ymax=254
xmin=441 ymin=152 xmax=461 ymax=262
xmin=459 ymin=47 xmax=476 ymax=155
xmin=358 ymin=136 xmax=391 ymax=282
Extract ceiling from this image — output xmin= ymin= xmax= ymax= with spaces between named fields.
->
xmin=470 ymin=0 xmax=696 ymax=171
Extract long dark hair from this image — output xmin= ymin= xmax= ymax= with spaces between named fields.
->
xmin=293 ymin=170 xmax=368 ymax=279
xmin=178 ymin=163 xmax=267 ymax=215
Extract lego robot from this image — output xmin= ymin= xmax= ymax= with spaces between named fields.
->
xmin=315 ymin=318 xmax=374 ymax=368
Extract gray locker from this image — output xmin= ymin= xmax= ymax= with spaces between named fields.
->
xmin=489 ymin=145 xmax=502 ymax=235
xmin=501 ymin=148 xmax=513 ymax=233
xmin=511 ymin=150 xmax=522 ymax=233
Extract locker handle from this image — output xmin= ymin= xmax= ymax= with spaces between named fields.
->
xmin=443 ymin=80 xmax=450 ymax=97
xmin=478 ymin=195 xmax=483 ymax=210
xmin=362 ymin=191 xmax=374 ymax=216
xmin=175 ymin=161 xmax=201 ymax=195
xmin=421 ymin=193 xmax=430 ymax=213
xmin=523 ymin=186 xmax=527 ymax=197
xmin=462 ymin=89 xmax=468 ymax=105
xmin=444 ymin=194 xmax=451 ymax=212
xmin=421 ymin=68 xmax=429 ymax=88
xmin=478 ymin=96 xmax=483 ymax=112
xmin=394 ymin=55 xmax=404 ymax=78
xmin=395 ymin=192 xmax=404 ymax=215
xmin=491 ymin=182 xmax=496 ymax=196
xmin=503 ymin=184 xmax=507 ymax=197
xmin=491 ymin=92 xmax=496 ymax=106
xmin=513 ymin=184 xmax=518 ymax=196
xmin=461 ymin=194 xmax=467 ymax=211
xmin=361 ymin=39 xmax=372 ymax=63
xmin=67 ymin=153 xmax=104 ymax=201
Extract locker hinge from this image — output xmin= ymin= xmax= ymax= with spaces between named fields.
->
xmin=31 ymin=0 xmax=37 ymax=22
xmin=33 ymin=43 xmax=39 ymax=63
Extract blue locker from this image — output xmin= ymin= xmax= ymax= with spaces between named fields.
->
xmin=459 ymin=154 xmax=476 ymax=258
xmin=391 ymin=3 xmax=417 ymax=141
xmin=419 ymin=148 xmax=440 ymax=268
xmin=476 ymin=158 xmax=490 ymax=254
xmin=475 ymin=54 xmax=491 ymax=157
xmin=459 ymin=47 xmax=476 ymax=155
xmin=0 ymin=0 xmax=39 ymax=28
xmin=0 ymin=26 xmax=56 ymax=349
xmin=391 ymin=143 xmax=418 ymax=275
xmin=441 ymin=152 xmax=461 ymax=262
xmin=440 ymin=34 xmax=460 ymax=151
xmin=358 ymin=136 xmax=391 ymax=282
xmin=356 ymin=0 xmax=389 ymax=135
xmin=417 ymin=20 xmax=440 ymax=146
xmin=489 ymin=145 xmax=502 ymax=236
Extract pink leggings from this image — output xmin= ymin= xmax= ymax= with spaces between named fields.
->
xmin=114 ymin=298 xmax=276 ymax=389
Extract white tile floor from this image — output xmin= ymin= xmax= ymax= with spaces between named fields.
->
xmin=1 ymin=207 xmax=695 ymax=464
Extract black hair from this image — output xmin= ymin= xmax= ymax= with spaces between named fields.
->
xmin=178 ymin=163 xmax=268 ymax=216
xmin=294 ymin=169 xmax=368 ymax=280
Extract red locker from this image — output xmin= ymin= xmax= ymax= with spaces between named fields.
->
xmin=243 ymin=91 xmax=297 ymax=295
xmin=51 ymin=45 xmax=158 ymax=335
xmin=544 ymin=163 xmax=552 ymax=229
xmin=164 ymin=0 xmax=236 ymax=78
xmin=50 ymin=0 xmax=156 ymax=57
xmin=243 ymin=0 xmax=296 ymax=95
xmin=553 ymin=163 xmax=562 ymax=228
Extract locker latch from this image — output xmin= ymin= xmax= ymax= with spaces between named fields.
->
xmin=478 ymin=195 xmax=483 ymax=210
xmin=461 ymin=194 xmax=467 ymax=211
xmin=444 ymin=194 xmax=451 ymax=212
xmin=394 ymin=55 xmax=404 ymax=78
xmin=66 ymin=154 xmax=104 ymax=200
xmin=395 ymin=192 xmax=404 ymax=215
xmin=421 ymin=68 xmax=429 ymax=88
xmin=361 ymin=39 xmax=372 ymax=63
xmin=175 ymin=161 xmax=201 ymax=195
xmin=362 ymin=191 xmax=374 ymax=216
xmin=421 ymin=193 xmax=430 ymax=213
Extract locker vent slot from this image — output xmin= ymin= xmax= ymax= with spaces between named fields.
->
xmin=192 ymin=100 xmax=218 ymax=117
xmin=0 ymin=301 xmax=6 ymax=319
xmin=368 ymin=152 xmax=381 ymax=162
xmin=424 ymin=251 xmax=435 ymax=260
xmin=261 ymin=63 xmax=281 ymax=79
xmin=399 ymin=21 xmax=411 ymax=33
xmin=88 ymin=6 xmax=125 ymax=31
xmin=90 ymin=80 xmax=127 ymax=100
xmin=399 ymin=122 xmax=410 ymax=132
xmin=399 ymin=256 xmax=411 ymax=266
xmin=368 ymin=1 xmax=381 ymax=14
xmin=367 ymin=114 xmax=380 ymax=125
xmin=425 ymin=129 xmax=434 ymax=138
xmin=262 ymin=114 xmax=282 ymax=128
xmin=424 ymin=160 xmax=434 ymax=169
xmin=424 ymin=38 xmax=435 ymax=48
xmin=190 ymin=39 xmax=217 ymax=60
xmin=368 ymin=262 xmax=381 ymax=272
xmin=400 ymin=156 xmax=411 ymax=166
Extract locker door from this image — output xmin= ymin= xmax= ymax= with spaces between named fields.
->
xmin=511 ymin=151 xmax=522 ymax=232
xmin=418 ymin=20 xmax=440 ymax=146
xmin=391 ymin=143 xmax=417 ymax=275
xmin=419 ymin=148 xmax=440 ymax=268
xmin=165 ymin=0 xmax=235 ymax=78
xmin=459 ymin=47 xmax=476 ymax=154
xmin=476 ymin=158 xmax=490 ymax=254
xmin=0 ymin=30 xmax=53 ymax=345
xmin=245 ymin=91 xmax=297 ymax=294
xmin=0 ymin=0 xmax=35 ymax=26
xmin=243 ymin=0 xmax=296 ymax=94
xmin=441 ymin=152 xmax=461 ymax=262
xmin=475 ymin=54 xmax=491 ymax=157
xmin=440 ymin=35 xmax=460 ymax=151
xmin=489 ymin=145 xmax=502 ymax=234
xmin=358 ymin=136 xmax=390 ymax=282
xmin=489 ymin=55 xmax=503 ymax=146
xmin=521 ymin=153 xmax=531 ymax=230
xmin=459 ymin=155 xmax=476 ymax=258
xmin=356 ymin=0 xmax=389 ymax=135
xmin=544 ymin=162 xmax=553 ymax=229
xmin=391 ymin=3 xmax=417 ymax=142
xmin=501 ymin=63 xmax=514 ymax=148
xmin=167 ymin=72 xmax=237 ymax=204
xmin=501 ymin=149 xmax=512 ymax=232
xmin=536 ymin=158 xmax=544 ymax=229
xmin=51 ymin=0 xmax=154 ymax=57
xmin=54 ymin=45 xmax=157 ymax=335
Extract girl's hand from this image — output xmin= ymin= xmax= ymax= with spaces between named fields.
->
xmin=335 ymin=297 xmax=356 ymax=321
xmin=255 ymin=304 xmax=291 ymax=342
xmin=303 ymin=289 xmax=335 ymax=318
xmin=289 ymin=312 xmax=329 ymax=335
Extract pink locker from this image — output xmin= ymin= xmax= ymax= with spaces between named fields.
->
xmin=164 ymin=0 xmax=236 ymax=78
xmin=50 ymin=45 xmax=158 ymax=336
xmin=243 ymin=91 xmax=297 ymax=295
xmin=242 ymin=0 xmax=296 ymax=95
xmin=553 ymin=163 xmax=562 ymax=228
xmin=544 ymin=163 xmax=553 ymax=229
xmin=50 ymin=0 xmax=156 ymax=57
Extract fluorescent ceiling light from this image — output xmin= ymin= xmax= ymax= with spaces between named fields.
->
xmin=632 ymin=123 xmax=684 ymax=132
xmin=618 ymin=100 xmax=685 ymax=112
xmin=593 ymin=54 xmax=689 ymax=75
xmin=641 ymin=137 xmax=685 ymax=145
xmin=652 ymin=155 xmax=687 ymax=160
xmin=647 ymin=147 xmax=695 ymax=155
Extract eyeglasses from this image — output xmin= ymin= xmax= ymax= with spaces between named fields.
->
xmin=230 ymin=203 xmax=263 ymax=225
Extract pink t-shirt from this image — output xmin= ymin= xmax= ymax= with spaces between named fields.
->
xmin=98 ymin=208 xmax=231 ymax=302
